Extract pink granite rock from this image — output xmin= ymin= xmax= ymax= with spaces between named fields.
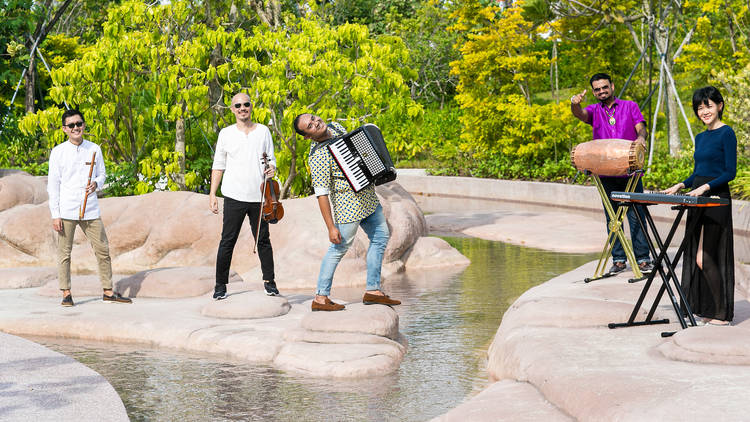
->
xmin=301 ymin=302 xmax=400 ymax=340
xmin=403 ymin=236 xmax=470 ymax=269
xmin=0 ymin=266 xmax=56 ymax=289
xmin=431 ymin=380 xmax=572 ymax=422
xmin=0 ymin=173 xmax=48 ymax=212
xmin=201 ymin=290 xmax=290 ymax=319
xmin=0 ymin=184 xmax=436 ymax=291
xmin=36 ymin=274 xmax=130 ymax=297
xmin=115 ymin=266 xmax=242 ymax=298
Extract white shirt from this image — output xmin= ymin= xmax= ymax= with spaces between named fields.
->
xmin=212 ymin=123 xmax=276 ymax=202
xmin=47 ymin=139 xmax=106 ymax=220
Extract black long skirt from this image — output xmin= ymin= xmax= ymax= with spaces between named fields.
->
xmin=681 ymin=176 xmax=735 ymax=321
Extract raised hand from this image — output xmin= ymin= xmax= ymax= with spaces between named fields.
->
xmin=571 ymin=89 xmax=587 ymax=105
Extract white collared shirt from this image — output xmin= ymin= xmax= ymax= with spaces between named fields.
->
xmin=212 ymin=123 xmax=276 ymax=202
xmin=47 ymin=139 xmax=106 ymax=220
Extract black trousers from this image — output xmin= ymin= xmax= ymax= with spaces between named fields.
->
xmin=682 ymin=177 xmax=734 ymax=321
xmin=216 ymin=196 xmax=274 ymax=284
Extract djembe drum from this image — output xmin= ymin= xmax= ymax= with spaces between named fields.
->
xmin=570 ymin=138 xmax=647 ymax=283
xmin=570 ymin=139 xmax=645 ymax=176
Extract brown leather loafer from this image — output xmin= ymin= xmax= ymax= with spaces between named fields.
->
xmin=363 ymin=292 xmax=401 ymax=306
xmin=311 ymin=298 xmax=345 ymax=312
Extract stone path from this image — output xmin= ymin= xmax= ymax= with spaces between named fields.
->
xmin=0 ymin=332 xmax=128 ymax=422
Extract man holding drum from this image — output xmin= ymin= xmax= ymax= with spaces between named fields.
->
xmin=570 ymin=73 xmax=654 ymax=275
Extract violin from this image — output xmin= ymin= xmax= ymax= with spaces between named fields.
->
xmin=259 ymin=152 xmax=284 ymax=224
xmin=253 ymin=153 xmax=283 ymax=254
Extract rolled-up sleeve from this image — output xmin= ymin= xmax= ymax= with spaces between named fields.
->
xmin=212 ymin=132 xmax=227 ymax=170
xmin=93 ymin=146 xmax=106 ymax=189
xmin=47 ymin=148 xmax=61 ymax=219
xmin=309 ymin=149 xmax=331 ymax=196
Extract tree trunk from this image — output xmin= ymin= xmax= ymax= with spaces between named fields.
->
xmin=209 ymin=45 xmax=223 ymax=135
xmin=23 ymin=0 xmax=75 ymax=113
xmin=174 ymin=118 xmax=187 ymax=189
xmin=174 ymin=104 xmax=187 ymax=190
xmin=24 ymin=55 xmax=37 ymax=113
xmin=280 ymin=136 xmax=296 ymax=199
xmin=665 ymin=71 xmax=681 ymax=157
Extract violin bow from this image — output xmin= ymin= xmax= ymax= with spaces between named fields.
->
xmin=253 ymin=153 xmax=269 ymax=254
xmin=79 ymin=151 xmax=97 ymax=220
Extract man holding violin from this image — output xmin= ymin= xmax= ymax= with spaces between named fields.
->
xmin=210 ymin=93 xmax=279 ymax=299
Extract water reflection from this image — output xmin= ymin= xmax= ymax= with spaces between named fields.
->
xmin=38 ymin=237 xmax=594 ymax=421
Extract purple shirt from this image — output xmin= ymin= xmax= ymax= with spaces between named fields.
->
xmin=584 ymin=98 xmax=645 ymax=141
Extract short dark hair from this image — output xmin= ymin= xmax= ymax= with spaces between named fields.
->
xmin=692 ymin=86 xmax=724 ymax=120
xmin=589 ymin=73 xmax=612 ymax=86
xmin=61 ymin=108 xmax=84 ymax=126
xmin=292 ymin=113 xmax=307 ymax=136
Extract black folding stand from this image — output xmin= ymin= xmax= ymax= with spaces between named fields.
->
xmin=607 ymin=200 xmax=701 ymax=337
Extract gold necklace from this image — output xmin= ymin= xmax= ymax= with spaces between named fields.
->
xmin=604 ymin=103 xmax=616 ymax=125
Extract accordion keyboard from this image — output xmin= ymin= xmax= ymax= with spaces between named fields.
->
xmin=329 ymin=138 xmax=369 ymax=191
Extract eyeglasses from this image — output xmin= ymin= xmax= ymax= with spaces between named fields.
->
xmin=64 ymin=121 xmax=84 ymax=129
xmin=234 ymin=102 xmax=251 ymax=109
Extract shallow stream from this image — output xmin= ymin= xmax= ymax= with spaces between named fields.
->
xmin=39 ymin=237 xmax=595 ymax=421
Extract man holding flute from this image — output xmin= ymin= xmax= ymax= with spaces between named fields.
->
xmin=48 ymin=108 xmax=131 ymax=306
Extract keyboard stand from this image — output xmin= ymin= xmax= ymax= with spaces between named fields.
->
xmin=584 ymin=172 xmax=644 ymax=283
xmin=608 ymin=201 xmax=700 ymax=336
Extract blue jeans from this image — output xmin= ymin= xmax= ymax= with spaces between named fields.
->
xmin=316 ymin=205 xmax=390 ymax=296
xmin=601 ymin=177 xmax=651 ymax=264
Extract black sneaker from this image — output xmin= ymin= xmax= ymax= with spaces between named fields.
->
xmin=608 ymin=262 xmax=627 ymax=275
xmin=639 ymin=262 xmax=654 ymax=274
xmin=61 ymin=294 xmax=74 ymax=307
xmin=264 ymin=280 xmax=279 ymax=296
xmin=103 ymin=292 xmax=132 ymax=303
xmin=213 ymin=284 xmax=227 ymax=300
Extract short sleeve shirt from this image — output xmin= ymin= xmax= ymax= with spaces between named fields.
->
xmin=309 ymin=122 xmax=380 ymax=224
xmin=584 ymin=98 xmax=645 ymax=141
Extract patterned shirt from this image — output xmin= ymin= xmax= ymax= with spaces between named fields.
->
xmin=309 ymin=122 xmax=380 ymax=224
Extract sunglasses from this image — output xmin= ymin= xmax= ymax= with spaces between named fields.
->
xmin=234 ymin=102 xmax=251 ymax=109
xmin=64 ymin=121 xmax=84 ymax=129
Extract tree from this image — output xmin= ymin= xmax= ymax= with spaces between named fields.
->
xmin=19 ymin=0 xmax=421 ymax=198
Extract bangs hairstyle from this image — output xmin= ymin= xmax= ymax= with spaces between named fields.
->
xmin=692 ymin=86 xmax=724 ymax=120
xmin=61 ymin=108 xmax=84 ymax=126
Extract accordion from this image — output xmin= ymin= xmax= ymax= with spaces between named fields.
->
xmin=327 ymin=124 xmax=397 ymax=192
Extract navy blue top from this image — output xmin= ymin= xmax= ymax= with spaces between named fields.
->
xmin=682 ymin=124 xmax=737 ymax=189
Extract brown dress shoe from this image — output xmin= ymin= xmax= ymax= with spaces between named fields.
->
xmin=311 ymin=298 xmax=345 ymax=312
xmin=363 ymin=292 xmax=401 ymax=306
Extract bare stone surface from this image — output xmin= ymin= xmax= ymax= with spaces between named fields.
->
xmin=0 ymin=332 xmax=128 ymax=422
xmin=201 ymin=290 xmax=291 ymax=319
xmin=36 ymin=274 xmax=130 ymax=297
xmin=301 ymin=302 xmax=400 ymax=340
xmin=403 ymin=236 xmax=471 ymax=269
xmin=483 ymin=260 xmax=750 ymax=421
xmin=0 ymin=183 xmax=446 ymax=291
xmin=273 ymin=340 xmax=403 ymax=378
xmin=431 ymin=380 xmax=572 ymax=422
xmin=0 ymin=173 xmax=48 ymax=212
xmin=0 ymin=266 xmax=56 ymax=289
xmin=0 ymin=288 xmax=406 ymax=380
xmin=116 ymin=266 xmax=242 ymax=298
